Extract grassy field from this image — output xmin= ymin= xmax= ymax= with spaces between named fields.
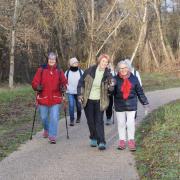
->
xmin=0 ymin=85 xmax=42 ymax=161
xmin=135 ymin=100 xmax=180 ymax=180
xmin=142 ymin=72 xmax=180 ymax=91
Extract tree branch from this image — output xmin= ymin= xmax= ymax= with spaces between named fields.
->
xmin=96 ymin=13 xmax=129 ymax=56
xmin=96 ymin=0 xmax=118 ymax=32
xmin=0 ymin=24 xmax=9 ymax=31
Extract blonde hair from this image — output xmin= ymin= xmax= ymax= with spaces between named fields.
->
xmin=97 ymin=54 xmax=110 ymax=64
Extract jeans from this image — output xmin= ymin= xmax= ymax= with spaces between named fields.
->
xmin=84 ymin=99 xmax=105 ymax=144
xmin=39 ymin=104 xmax=61 ymax=138
xmin=67 ymin=94 xmax=81 ymax=122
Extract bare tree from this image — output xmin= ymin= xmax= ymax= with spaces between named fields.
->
xmin=9 ymin=0 xmax=19 ymax=89
xmin=130 ymin=0 xmax=148 ymax=63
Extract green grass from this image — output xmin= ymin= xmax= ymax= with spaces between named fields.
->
xmin=141 ymin=72 xmax=180 ymax=91
xmin=135 ymin=100 xmax=180 ymax=180
xmin=0 ymin=85 xmax=33 ymax=102
xmin=0 ymin=85 xmax=42 ymax=160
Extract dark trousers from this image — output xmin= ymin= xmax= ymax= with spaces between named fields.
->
xmin=106 ymin=95 xmax=113 ymax=119
xmin=84 ymin=99 xmax=105 ymax=144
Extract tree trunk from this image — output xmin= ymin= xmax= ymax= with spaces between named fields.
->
xmin=153 ymin=0 xmax=175 ymax=64
xmin=130 ymin=0 xmax=148 ymax=63
xmin=88 ymin=0 xmax=95 ymax=67
xmin=149 ymin=40 xmax=160 ymax=68
xmin=177 ymin=30 xmax=180 ymax=62
xmin=9 ymin=0 xmax=18 ymax=89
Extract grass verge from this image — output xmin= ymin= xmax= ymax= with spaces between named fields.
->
xmin=135 ymin=100 xmax=180 ymax=180
xmin=0 ymin=85 xmax=42 ymax=161
xmin=141 ymin=72 xmax=180 ymax=91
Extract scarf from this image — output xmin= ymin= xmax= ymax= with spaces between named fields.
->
xmin=70 ymin=66 xmax=78 ymax=72
xmin=119 ymin=72 xmax=132 ymax=100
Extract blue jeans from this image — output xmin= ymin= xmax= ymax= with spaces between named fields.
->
xmin=67 ymin=94 xmax=81 ymax=122
xmin=39 ymin=104 xmax=61 ymax=138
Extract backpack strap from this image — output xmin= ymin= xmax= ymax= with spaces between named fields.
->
xmin=39 ymin=64 xmax=47 ymax=85
xmin=134 ymin=69 xmax=136 ymax=77
xmin=66 ymin=69 xmax=70 ymax=79
xmin=78 ymin=69 xmax=83 ymax=77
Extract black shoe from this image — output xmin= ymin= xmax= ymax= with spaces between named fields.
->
xmin=76 ymin=118 xmax=80 ymax=123
xmin=70 ymin=121 xmax=74 ymax=126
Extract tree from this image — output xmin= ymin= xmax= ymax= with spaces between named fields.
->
xmin=9 ymin=0 xmax=18 ymax=88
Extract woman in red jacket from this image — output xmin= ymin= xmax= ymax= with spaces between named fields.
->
xmin=32 ymin=52 xmax=67 ymax=144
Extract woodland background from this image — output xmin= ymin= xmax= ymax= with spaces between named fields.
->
xmin=0 ymin=0 xmax=179 ymax=88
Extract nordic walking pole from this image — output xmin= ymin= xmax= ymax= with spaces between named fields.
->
xmin=62 ymin=94 xmax=69 ymax=139
xmin=112 ymin=96 xmax=115 ymax=124
xmin=30 ymin=103 xmax=38 ymax=140
xmin=30 ymin=67 xmax=44 ymax=140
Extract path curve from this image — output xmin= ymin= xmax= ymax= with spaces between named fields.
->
xmin=0 ymin=87 xmax=180 ymax=180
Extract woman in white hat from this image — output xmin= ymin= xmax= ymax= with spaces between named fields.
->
xmin=65 ymin=57 xmax=84 ymax=126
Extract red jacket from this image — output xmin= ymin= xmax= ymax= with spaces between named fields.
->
xmin=32 ymin=64 xmax=67 ymax=106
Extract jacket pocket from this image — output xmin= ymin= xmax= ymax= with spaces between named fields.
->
xmin=53 ymin=95 xmax=62 ymax=104
xmin=37 ymin=95 xmax=48 ymax=100
xmin=37 ymin=95 xmax=48 ymax=105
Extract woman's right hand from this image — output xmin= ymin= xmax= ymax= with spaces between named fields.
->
xmin=144 ymin=104 xmax=150 ymax=116
xmin=36 ymin=85 xmax=43 ymax=92
xmin=78 ymin=96 xmax=83 ymax=103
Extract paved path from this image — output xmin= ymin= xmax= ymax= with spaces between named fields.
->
xmin=0 ymin=87 xmax=180 ymax=180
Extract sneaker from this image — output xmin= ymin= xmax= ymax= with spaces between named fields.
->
xmin=128 ymin=139 xmax=136 ymax=151
xmin=49 ymin=137 xmax=56 ymax=144
xmin=98 ymin=143 xmax=106 ymax=150
xmin=43 ymin=130 xmax=48 ymax=138
xmin=118 ymin=140 xmax=126 ymax=150
xmin=76 ymin=118 xmax=80 ymax=123
xmin=69 ymin=121 xmax=74 ymax=126
xmin=90 ymin=139 xmax=97 ymax=147
xmin=106 ymin=118 xmax=111 ymax=125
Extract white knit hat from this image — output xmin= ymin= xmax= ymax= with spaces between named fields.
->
xmin=69 ymin=57 xmax=79 ymax=66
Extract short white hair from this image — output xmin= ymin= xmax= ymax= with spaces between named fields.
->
xmin=116 ymin=60 xmax=131 ymax=72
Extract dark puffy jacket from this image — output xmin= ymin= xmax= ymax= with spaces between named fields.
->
xmin=77 ymin=65 xmax=112 ymax=111
xmin=32 ymin=64 xmax=67 ymax=106
xmin=113 ymin=73 xmax=149 ymax=112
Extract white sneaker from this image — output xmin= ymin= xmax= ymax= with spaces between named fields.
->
xmin=106 ymin=118 xmax=111 ymax=125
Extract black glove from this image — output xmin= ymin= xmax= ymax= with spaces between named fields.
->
xmin=108 ymin=85 xmax=114 ymax=92
xmin=36 ymin=84 xmax=43 ymax=92
xmin=108 ymin=78 xmax=116 ymax=87
xmin=60 ymin=86 xmax=66 ymax=94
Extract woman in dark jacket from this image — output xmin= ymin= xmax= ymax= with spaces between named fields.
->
xmin=32 ymin=52 xmax=67 ymax=144
xmin=77 ymin=54 xmax=113 ymax=150
xmin=113 ymin=60 xmax=149 ymax=151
